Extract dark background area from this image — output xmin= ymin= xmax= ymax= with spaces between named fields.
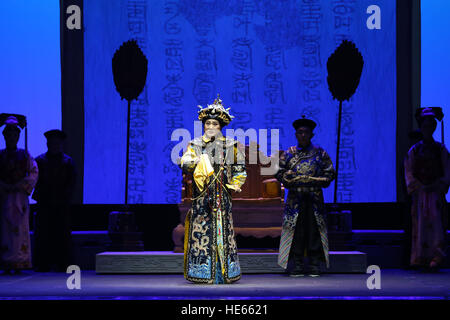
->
xmin=29 ymin=202 xmax=449 ymax=251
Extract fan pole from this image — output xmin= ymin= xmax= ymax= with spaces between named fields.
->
xmin=125 ymin=99 xmax=131 ymax=206
xmin=333 ymin=100 xmax=343 ymax=204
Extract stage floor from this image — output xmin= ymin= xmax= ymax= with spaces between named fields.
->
xmin=0 ymin=269 xmax=448 ymax=300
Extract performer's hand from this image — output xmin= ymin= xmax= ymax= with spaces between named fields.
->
xmin=298 ymin=175 xmax=312 ymax=183
xmin=283 ymin=170 xmax=295 ymax=181
xmin=291 ymin=175 xmax=313 ymax=183
xmin=226 ymin=184 xmax=242 ymax=193
xmin=306 ymin=176 xmax=328 ymax=185
xmin=409 ymin=180 xmax=423 ymax=192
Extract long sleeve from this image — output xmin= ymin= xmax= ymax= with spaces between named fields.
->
xmin=193 ymin=154 xmax=214 ymax=191
xmin=274 ymin=150 xmax=289 ymax=185
xmin=228 ymin=143 xmax=247 ymax=190
xmin=70 ymin=158 xmax=77 ymax=192
xmin=404 ymin=149 xmax=422 ymax=195
xmin=438 ymin=145 xmax=450 ymax=194
xmin=180 ymin=143 xmax=199 ymax=173
xmin=290 ymin=149 xmax=335 ymax=188
xmin=308 ymin=149 xmax=335 ymax=188
xmin=275 ymin=147 xmax=335 ymax=189
xmin=18 ymin=153 xmax=39 ymax=195
xmin=66 ymin=157 xmax=77 ymax=202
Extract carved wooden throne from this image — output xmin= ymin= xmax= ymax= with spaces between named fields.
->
xmin=172 ymin=143 xmax=285 ymax=252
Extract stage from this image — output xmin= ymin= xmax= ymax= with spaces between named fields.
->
xmin=0 ymin=269 xmax=448 ymax=300
xmin=1 ymin=1 xmax=450 ymax=311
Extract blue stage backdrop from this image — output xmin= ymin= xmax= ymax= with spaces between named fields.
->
xmin=0 ymin=1 xmax=61 ymax=159
xmin=421 ymin=0 xmax=450 ymax=202
xmin=84 ymin=0 xmax=396 ymax=204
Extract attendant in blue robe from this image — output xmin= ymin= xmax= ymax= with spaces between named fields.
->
xmin=275 ymin=116 xmax=335 ymax=277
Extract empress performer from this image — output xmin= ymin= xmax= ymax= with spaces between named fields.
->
xmin=275 ymin=116 xmax=335 ymax=277
xmin=180 ymin=96 xmax=247 ymax=284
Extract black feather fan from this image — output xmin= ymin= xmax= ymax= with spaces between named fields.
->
xmin=326 ymin=40 xmax=364 ymax=203
xmin=327 ymin=40 xmax=364 ymax=102
xmin=112 ymin=39 xmax=148 ymax=102
xmin=111 ymin=40 xmax=148 ymax=205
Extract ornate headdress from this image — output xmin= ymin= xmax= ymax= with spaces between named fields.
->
xmin=197 ymin=94 xmax=234 ymax=127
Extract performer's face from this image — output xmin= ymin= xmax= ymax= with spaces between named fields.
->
xmin=47 ymin=137 xmax=64 ymax=155
xmin=204 ymin=119 xmax=221 ymax=138
xmin=296 ymin=127 xmax=313 ymax=147
xmin=2 ymin=128 xmax=20 ymax=149
xmin=420 ymin=117 xmax=437 ymax=140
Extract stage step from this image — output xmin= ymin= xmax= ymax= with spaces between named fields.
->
xmin=96 ymin=251 xmax=367 ymax=274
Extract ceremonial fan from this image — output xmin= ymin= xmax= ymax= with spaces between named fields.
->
xmin=112 ymin=40 xmax=148 ymax=205
xmin=326 ymin=40 xmax=364 ymax=203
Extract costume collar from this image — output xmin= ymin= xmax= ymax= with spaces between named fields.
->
xmin=202 ymin=133 xmax=225 ymax=143
xmin=297 ymin=143 xmax=313 ymax=152
xmin=46 ymin=151 xmax=63 ymax=158
xmin=6 ymin=146 xmax=18 ymax=152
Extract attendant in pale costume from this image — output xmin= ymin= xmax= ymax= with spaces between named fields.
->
xmin=180 ymin=95 xmax=247 ymax=284
xmin=275 ymin=116 xmax=335 ymax=277
xmin=0 ymin=116 xmax=38 ymax=274
xmin=404 ymin=107 xmax=449 ymax=271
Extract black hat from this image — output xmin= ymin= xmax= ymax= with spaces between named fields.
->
xmin=293 ymin=115 xmax=317 ymax=131
xmin=44 ymin=129 xmax=67 ymax=140
xmin=415 ymin=107 xmax=444 ymax=125
xmin=2 ymin=115 xmax=21 ymax=134
xmin=0 ymin=114 xmax=26 ymax=128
